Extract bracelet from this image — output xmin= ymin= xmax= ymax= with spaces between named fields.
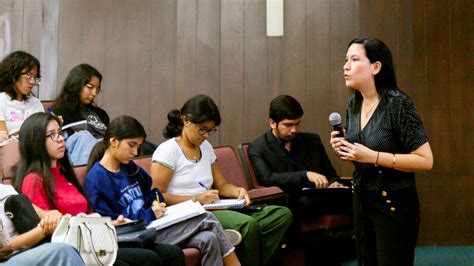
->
xmin=392 ymin=153 xmax=396 ymax=168
xmin=192 ymin=195 xmax=196 ymax=202
xmin=375 ymin=152 xmax=380 ymax=167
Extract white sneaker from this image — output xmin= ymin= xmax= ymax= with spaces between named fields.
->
xmin=224 ymin=229 xmax=242 ymax=247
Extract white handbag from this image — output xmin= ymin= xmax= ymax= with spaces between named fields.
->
xmin=52 ymin=213 xmax=118 ymax=265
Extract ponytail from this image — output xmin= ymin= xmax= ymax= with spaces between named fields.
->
xmin=163 ymin=109 xmax=183 ymax=139
xmin=87 ymin=140 xmax=107 ymax=171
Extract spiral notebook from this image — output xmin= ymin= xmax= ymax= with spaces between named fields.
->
xmin=146 ymin=200 xmax=206 ymax=231
xmin=202 ymin=199 xmax=246 ymax=210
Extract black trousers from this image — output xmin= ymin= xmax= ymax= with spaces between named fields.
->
xmin=290 ymin=188 xmax=353 ymax=219
xmin=115 ymin=244 xmax=185 ymax=266
xmin=353 ymin=186 xmax=420 ymax=266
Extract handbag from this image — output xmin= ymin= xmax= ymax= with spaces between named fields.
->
xmin=4 ymin=194 xmax=40 ymax=234
xmin=116 ymin=220 xmax=157 ymax=249
xmin=52 ymin=213 xmax=118 ymax=265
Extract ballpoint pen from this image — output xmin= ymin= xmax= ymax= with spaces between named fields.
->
xmin=156 ymin=191 xmax=160 ymax=203
xmin=198 ymin=182 xmax=208 ymax=191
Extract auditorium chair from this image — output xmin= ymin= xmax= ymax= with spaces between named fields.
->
xmin=238 ymin=143 xmax=354 ymax=264
xmin=213 ymin=145 xmax=288 ymax=206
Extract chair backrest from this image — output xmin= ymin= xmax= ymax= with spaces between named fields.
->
xmin=213 ymin=146 xmax=250 ymax=190
xmin=73 ymin=165 xmax=88 ymax=186
xmin=1 ymin=141 xmax=20 ymax=184
xmin=238 ymin=143 xmax=260 ymax=188
xmin=41 ymin=100 xmax=54 ymax=112
xmin=133 ymin=156 xmax=153 ymax=174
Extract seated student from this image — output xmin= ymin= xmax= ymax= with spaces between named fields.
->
xmin=14 ymin=112 xmax=185 ymax=266
xmin=0 ymin=51 xmax=44 ymax=141
xmin=248 ymin=95 xmax=352 ymax=219
xmin=52 ymin=64 xmax=156 ymax=162
xmin=84 ymin=115 xmax=240 ymax=266
xmin=150 ymin=94 xmax=293 ymax=266
xmin=0 ymin=184 xmax=84 ymax=266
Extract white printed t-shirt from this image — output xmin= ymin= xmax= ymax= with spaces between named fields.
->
xmin=0 ymin=93 xmax=44 ymax=134
xmin=152 ymin=138 xmax=216 ymax=196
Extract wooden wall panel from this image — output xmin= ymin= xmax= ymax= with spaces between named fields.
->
xmin=243 ymin=0 xmax=268 ymax=142
xmin=9 ymin=0 xmax=24 ymax=54
xmin=149 ymin=0 xmax=176 ymax=143
xmin=424 ymin=0 xmax=452 ymax=220
xmin=196 ymin=0 xmax=220 ymax=145
xmin=126 ymin=0 xmax=152 ymax=133
xmin=102 ymin=0 xmax=129 ymax=119
xmin=57 ymin=0 xmax=83 ymax=92
xmin=305 ymin=0 xmax=331 ymax=134
xmin=220 ymin=0 xmax=244 ymax=146
xmin=280 ymin=0 xmax=305 ymax=100
xmin=175 ymin=0 xmax=197 ymax=107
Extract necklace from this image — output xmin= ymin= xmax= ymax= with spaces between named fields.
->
xmin=363 ymin=98 xmax=380 ymax=118
xmin=176 ymin=138 xmax=199 ymax=161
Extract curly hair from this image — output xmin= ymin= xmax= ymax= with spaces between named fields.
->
xmin=0 ymin=51 xmax=41 ymax=101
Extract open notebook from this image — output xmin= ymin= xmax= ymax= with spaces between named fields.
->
xmin=146 ymin=200 xmax=206 ymax=231
xmin=202 ymin=199 xmax=246 ymax=210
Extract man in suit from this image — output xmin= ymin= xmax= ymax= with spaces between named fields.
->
xmin=248 ymin=95 xmax=352 ymax=218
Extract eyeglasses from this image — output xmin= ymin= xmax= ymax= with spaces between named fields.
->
xmin=22 ymin=73 xmax=41 ymax=85
xmin=196 ymin=125 xmax=218 ymax=136
xmin=46 ymin=131 xmax=67 ymax=142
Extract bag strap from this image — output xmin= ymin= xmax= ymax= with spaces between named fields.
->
xmin=82 ymin=221 xmax=117 ymax=266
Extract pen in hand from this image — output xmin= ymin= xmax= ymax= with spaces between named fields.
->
xmin=198 ymin=182 xmax=209 ymax=191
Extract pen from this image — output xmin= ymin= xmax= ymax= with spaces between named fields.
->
xmin=156 ymin=192 xmax=160 ymax=203
xmin=198 ymin=182 xmax=208 ymax=191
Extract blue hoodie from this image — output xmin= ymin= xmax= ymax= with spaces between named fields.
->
xmin=85 ymin=161 xmax=164 ymax=224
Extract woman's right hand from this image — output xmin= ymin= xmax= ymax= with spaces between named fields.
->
xmin=330 ymin=131 xmax=345 ymax=156
xmin=152 ymin=201 xmax=167 ymax=219
xmin=40 ymin=210 xmax=63 ymax=235
xmin=196 ymin=190 xmax=219 ymax=204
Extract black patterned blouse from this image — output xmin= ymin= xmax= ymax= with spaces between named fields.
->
xmin=345 ymin=90 xmax=428 ymax=191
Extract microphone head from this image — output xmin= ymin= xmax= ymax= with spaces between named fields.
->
xmin=329 ymin=112 xmax=342 ymax=126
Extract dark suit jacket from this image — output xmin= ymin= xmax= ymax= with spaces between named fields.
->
xmin=249 ymin=131 xmax=339 ymax=193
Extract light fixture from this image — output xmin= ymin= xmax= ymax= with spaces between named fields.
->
xmin=266 ymin=0 xmax=284 ymax=37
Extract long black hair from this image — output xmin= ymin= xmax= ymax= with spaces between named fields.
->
xmin=348 ymin=37 xmax=400 ymax=112
xmin=14 ymin=112 xmax=89 ymax=209
xmin=0 ymin=51 xmax=41 ymax=101
xmin=53 ymin=64 xmax=102 ymax=111
xmin=163 ymin=94 xmax=221 ymax=138
xmin=87 ymin=115 xmax=147 ymax=172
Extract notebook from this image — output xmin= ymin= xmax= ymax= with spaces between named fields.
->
xmin=202 ymin=199 xmax=246 ymax=210
xmin=146 ymin=200 xmax=206 ymax=231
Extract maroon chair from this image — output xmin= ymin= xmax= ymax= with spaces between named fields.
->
xmin=238 ymin=143 xmax=353 ymax=234
xmin=132 ymin=156 xmax=200 ymax=266
xmin=41 ymin=100 xmax=54 ymax=112
xmin=213 ymin=145 xmax=288 ymax=206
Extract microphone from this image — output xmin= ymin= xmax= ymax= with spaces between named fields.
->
xmin=329 ymin=112 xmax=345 ymax=138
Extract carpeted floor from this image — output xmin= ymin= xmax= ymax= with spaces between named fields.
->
xmin=342 ymin=246 xmax=474 ymax=266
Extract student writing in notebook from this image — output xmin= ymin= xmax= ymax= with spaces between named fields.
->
xmin=14 ymin=112 xmax=188 ymax=266
xmin=84 ymin=115 xmax=240 ymax=266
xmin=150 ymin=94 xmax=293 ymax=266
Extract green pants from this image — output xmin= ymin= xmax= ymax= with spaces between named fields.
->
xmin=213 ymin=205 xmax=292 ymax=266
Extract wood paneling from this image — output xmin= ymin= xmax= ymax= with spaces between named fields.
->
xmin=5 ymin=0 xmax=473 ymax=246
xmin=243 ymin=0 xmax=268 ymax=141
xmin=149 ymin=0 xmax=176 ymax=142
xmin=220 ymin=0 xmax=244 ymax=147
